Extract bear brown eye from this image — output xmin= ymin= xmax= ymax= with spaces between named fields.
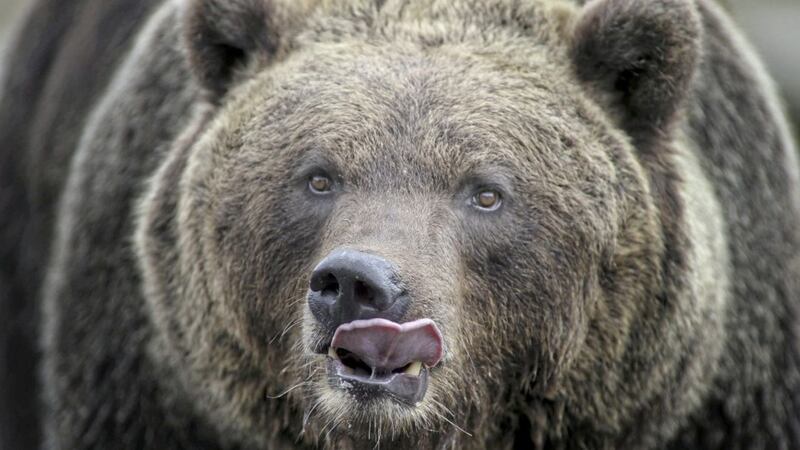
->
xmin=308 ymin=175 xmax=333 ymax=194
xmin=472 ymin=189 xmax=502 ymax=211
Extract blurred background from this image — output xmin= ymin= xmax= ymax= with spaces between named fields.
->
xmin=0 ymin=0 xmax=798 ymax=132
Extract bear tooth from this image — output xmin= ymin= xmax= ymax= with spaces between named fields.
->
xmin=404 ymin=361 xmax=423 ymax=377
xmin=328 ymin=346 xmax=338 ymax=360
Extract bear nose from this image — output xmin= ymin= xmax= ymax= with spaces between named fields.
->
xmin=308 ymin=249 xmax=408 ymax=329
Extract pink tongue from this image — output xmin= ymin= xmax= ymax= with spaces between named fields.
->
xmin=331 ymin=318 xmax=443 ymax=370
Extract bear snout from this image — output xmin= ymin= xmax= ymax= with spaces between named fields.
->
xmin=307 ymin=249 xmax=446 ymax=405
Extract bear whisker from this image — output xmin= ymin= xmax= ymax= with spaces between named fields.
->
xmin=266 ymin=381 xmax=309 ymax=399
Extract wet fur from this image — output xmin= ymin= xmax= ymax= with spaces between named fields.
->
xmin=0 ymin=0 xmax=798 ymax=449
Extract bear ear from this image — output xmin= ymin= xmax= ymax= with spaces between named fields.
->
xmin=570 ymin=0 xmax=701 ymax=146
xmin=183 ymin=0 xmax=303 ymax=101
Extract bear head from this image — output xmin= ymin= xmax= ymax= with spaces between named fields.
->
xmin=136 ymin=0 xmax=710 ymax=448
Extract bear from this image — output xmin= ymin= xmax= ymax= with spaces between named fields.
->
xmin=0 ymin=0 xmax=799 ymax=449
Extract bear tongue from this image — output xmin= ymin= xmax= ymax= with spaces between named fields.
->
xmin=331 ymin=318 xmax=443 ymax=371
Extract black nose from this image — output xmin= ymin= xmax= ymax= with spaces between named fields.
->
xmin=308 ymin=249 xmax=407 ymax=329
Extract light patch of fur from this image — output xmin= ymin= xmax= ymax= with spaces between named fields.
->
xmin=655 ymin=135 xmax=731 ymax=439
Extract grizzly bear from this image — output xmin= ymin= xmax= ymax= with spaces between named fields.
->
xmin=1 ymin=0 xmax=799 ymax=449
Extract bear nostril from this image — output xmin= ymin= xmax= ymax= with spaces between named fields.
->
xmin=319 ymin=273 xmax=340 ymax=298
xmin=353 ymin=280 xmax=374 ymax=305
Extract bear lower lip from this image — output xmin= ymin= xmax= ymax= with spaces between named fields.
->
xmin=326 ymin=356 xmax=430 ymax=405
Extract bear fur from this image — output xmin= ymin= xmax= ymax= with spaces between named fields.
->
xmin=1 ymin=0 xmax=799 ymax=449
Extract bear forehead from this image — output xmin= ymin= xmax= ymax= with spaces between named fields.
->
xmin=300 ymin=0 xmax=577 ymax=49
xmin=226 ymin=45 xmax=596 ymax=183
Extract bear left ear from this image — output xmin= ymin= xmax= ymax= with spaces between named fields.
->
xmin=570 ymin=0 xmax=701 ymax=146
xmin=183 ymin=0 xmax=309 ymax=101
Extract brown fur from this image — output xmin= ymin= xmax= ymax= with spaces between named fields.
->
xmin=0 ymin=0 xmax=798 ymax=449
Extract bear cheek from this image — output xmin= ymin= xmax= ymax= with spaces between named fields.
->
xmin=460 ymin=233 xmax=592 ymax=394
xmin=213 ymin=195 xmax=326 ymax=351
xmin=175 ymin=140 xmax=321 ymax=363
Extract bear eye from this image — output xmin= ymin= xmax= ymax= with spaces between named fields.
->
xmin=308 ymin=174 xmax=333 ymax=194
xmin=472 ymin=189 xmax=502 ymax=211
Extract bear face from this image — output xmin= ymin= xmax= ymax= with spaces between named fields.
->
xmin=136 ymin=0 xmax=711 ymax=447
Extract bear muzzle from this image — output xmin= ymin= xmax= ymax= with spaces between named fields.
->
xmin=307 ymin=248 xmax=444 ymax=404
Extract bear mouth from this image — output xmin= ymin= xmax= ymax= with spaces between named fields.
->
xmin=324 ymin=318 xmax=443 ymax=406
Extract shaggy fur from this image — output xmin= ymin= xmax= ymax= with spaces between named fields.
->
xmin=0 ymin=1 xmax=159 ymax=448
xmin=0 ymin=0 xmax=798 ymax=449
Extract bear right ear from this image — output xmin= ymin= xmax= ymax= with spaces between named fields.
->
xmin=183 ymin=0 xmax=307 ymax=101
xmin=570 ymin=0 xmax=701 ymax=148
